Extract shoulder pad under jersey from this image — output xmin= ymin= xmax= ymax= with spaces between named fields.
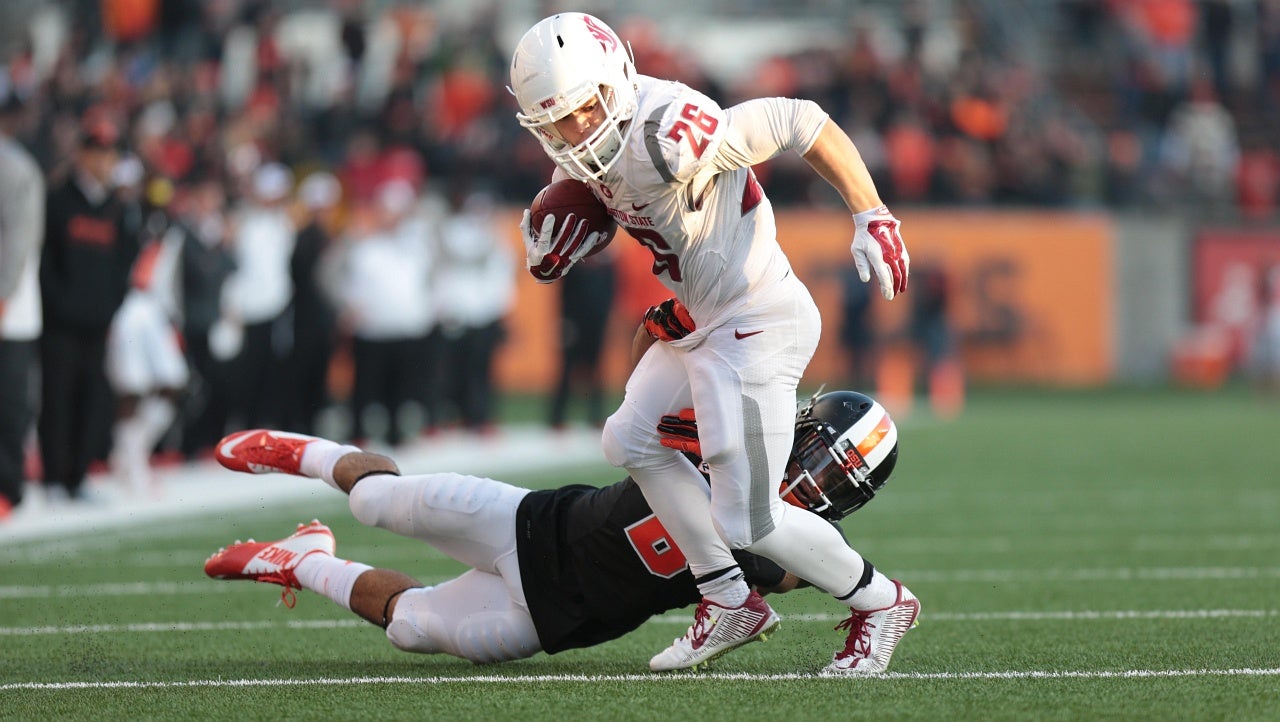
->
xmin=636 ymin=82 xmax=728 ymax=186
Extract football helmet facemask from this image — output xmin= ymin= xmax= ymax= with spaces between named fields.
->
xmin=779 ymin=391 xmax=899 ymax=522
xmin=509 ymin=13 xmax=638 ymax=182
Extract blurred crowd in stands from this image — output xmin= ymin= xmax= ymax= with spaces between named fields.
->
xmin=2 ymin=0 xmax=1280 ymax=517
xmin=3 ymin=0 xmax=1278 ymax=217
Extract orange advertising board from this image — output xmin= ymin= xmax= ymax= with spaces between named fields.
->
xmin=493 ymin=209 xmax=1115 ymax=392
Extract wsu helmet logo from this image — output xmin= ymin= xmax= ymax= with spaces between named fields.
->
xmin=583 ymin=15 xmax=618 ymax=53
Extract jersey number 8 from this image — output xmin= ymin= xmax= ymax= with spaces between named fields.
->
xmin=623 ymin=513 xmax=689 ymax=578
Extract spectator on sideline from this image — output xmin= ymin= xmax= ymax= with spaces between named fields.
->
xmin=223 ymin=162 xmax=296 ymax=430
xmin=0 ymin=89 xmax=45 ymax=518
xmin=838 ymin=263 xmax=877 ymax=392
xmin=287 ymin=172 xmax=343 ymax=436
xmin=178 ymin=178 xmax=237 ymax=458
xmin=106 ymin=230 xmax=188 ymax=496
xmin=334 ymin=180 xmax=434 ymax=446
xmin=548 ymin=246 xmax=617 ymax=430
xmin=39 ymin=111 xmax=138 ymax=503
xmin=433 ymin=187 xmax=516 ymax=433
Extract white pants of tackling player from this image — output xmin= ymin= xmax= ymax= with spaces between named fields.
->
xmin=602 ymin=272 xmax=868 ymax=599
xmin=346 ymin=471 xmax=542 ymax=663
xmin=106 ymin=292 xmax=189 ymax=396
xmin=106 ymin=292 xmax=190 ymax=494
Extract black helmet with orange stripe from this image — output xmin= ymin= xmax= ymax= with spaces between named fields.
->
xmin=779 ymin=390 xmax=899 ymax=522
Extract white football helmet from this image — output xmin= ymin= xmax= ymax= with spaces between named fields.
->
xmin=509 ymin=13 xmax=638 ymax=182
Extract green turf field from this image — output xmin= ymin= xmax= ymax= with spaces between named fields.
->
xmin=3 ymin=387 xmax=1279 ymax=721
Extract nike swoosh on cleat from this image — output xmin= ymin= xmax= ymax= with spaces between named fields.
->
xmin=734 ymin=329 xmax=764 ymax=340
xmin=217 ymin=431 xmax=258 ymax=461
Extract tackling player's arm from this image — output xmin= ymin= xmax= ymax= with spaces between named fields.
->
xmin=629 ymin=323 xmax=654 ymax=370
xmin=629 ymin=297 xmax=695 ymax=369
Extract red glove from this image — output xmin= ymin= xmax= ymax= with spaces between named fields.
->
xmin=851 ymin=205 xmax=910 ymax=300
xmin=657 ymin=408 xmax=700 ymax=455
xmin=643 ymin=298 xmax=695 ymax=342
xmin=522 ymin=210 xmax=607 ymax=283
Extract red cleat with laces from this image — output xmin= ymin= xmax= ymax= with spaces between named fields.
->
xmin=203 ymin=520 xmax=335 ymax=608
xmin=649 ymin=590 xmax=781 ymax=671
xmin=821 ymin=579 xmax=919 ymax=675
xmin=216 ymin=429 xmax=319 ymax=476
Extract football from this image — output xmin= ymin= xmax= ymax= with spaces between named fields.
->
xmin=530 ymin=179 xmax=618 ymax=252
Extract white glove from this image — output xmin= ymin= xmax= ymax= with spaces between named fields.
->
xmin=850 ymin=205 xmax=910 ymax=300
xmin=520 ymin=209 xmax=606 ymax=283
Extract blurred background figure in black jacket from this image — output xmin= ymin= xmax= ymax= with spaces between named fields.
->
xmin=178 ymin=178 xmax=236 ymax=459
xmin=286 ymin=172 xmax=343 ymax=436
xmin=38 ymin=109 xmax=138 ymax=502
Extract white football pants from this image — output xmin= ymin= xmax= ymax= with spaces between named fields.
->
xmin=602 ymin=273 xmax=869 ymax=598
xmin=110 ymin=396 xmax=174 ymax=495
xmin=347 ymin=472 xmax=542 ymax=663
xmin=106 ymin=292 xmax=189 ymax=396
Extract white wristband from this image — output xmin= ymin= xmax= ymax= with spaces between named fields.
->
xmin=852 ymin=205 xmax=890 ymax=225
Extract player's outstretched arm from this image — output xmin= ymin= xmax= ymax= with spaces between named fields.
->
xmin=801 ymin=119 xmax=883 ymax=213
xmin=802 ymin=120 xmax=910 ymax=300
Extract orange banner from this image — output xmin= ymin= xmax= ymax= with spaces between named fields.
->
xmin=494 ymin=209 xmax=1115 ymax=392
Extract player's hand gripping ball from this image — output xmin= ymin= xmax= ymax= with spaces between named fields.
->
xmin=521 ymin=179 xmax=617 ymax=282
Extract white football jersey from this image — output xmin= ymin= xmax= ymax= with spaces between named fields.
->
xmin=575 ymin=75 xmax=826 ymax=341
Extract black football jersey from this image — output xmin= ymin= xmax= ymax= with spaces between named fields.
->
xmin=514 ymin=477 xmax=786 ymax=654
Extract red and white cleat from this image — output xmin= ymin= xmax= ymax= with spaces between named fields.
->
xmin=821 ymin=579 xmax=920 ymax=675
xmin=216 ymin=429 xmax=320 ymax=476
xmin=649 ymin=590 xmax=781 ymax=671
xmin=203 ymin=520 xmax=335 ymax=608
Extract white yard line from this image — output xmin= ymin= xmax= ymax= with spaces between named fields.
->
xmin=5 ymin=668 xmax=1280 ymax=691
xmin=898 ymin=566 xmax=1280 ymax=582
xmin=2 ymin=608 xmax=1276 ymax=636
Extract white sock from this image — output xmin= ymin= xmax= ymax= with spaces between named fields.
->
xmin=137 ymin=397 xmax=175 ymax=448
xmin=697 ymin=570 xmax=751 ymax=608
xmin=298 ymin=441 xmax=363 ymax=491
xmin=845 ymin=570 xmax=899 ymax=611
xmin=293 ymin=553 xmax=373 ymax=612
xmin=111 ymin=415 xmax=151 ymax=494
